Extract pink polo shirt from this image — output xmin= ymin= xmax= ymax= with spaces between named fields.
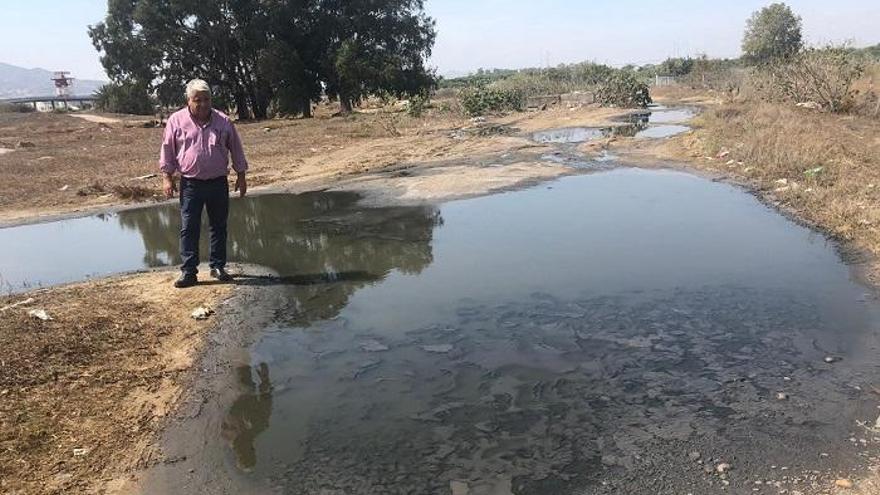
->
xmin=159 ymin=108 xmax=248 ymax=180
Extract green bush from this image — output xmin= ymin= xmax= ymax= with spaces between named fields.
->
xmin=658 ymin=57 xmax=696 ymax=77
xmin=489 ymin=73 xmax=562 ymax=97
xmin=488 ymin=63 xmax=616 ymax=97
xmin=443 ymin=62 xmax=616 ymax=97
xmin=406 ymin=92 xmax=429 ymax=117
xmin=458 ymin=87 xmax=525 ymax=116
xmin=94 ymin=82 xmax=155 ymax=115
xmin=595 ymin=72 xmax=652 ymax=108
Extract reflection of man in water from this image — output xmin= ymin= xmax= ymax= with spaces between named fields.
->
xmin=221 ymin=363 xmax=273 ymax=470
xmin=159 ymin=79 xmax=249 ymax=288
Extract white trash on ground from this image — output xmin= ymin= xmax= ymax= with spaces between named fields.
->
xmin=191 ymin=307 xmax=214 ymax=320
xmin=27 ymin=309 xmax=52 ymax=321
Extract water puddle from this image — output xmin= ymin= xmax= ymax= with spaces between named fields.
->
xmin=642 ymin=106 xmax=696 ymax=124
xmin=532 ymin=127 xmax=606 ymax=144
xmin=5 ymin=168 xmax=880 ymax=493
xmin=634 ymin=124 xmax=692 ymax=139
xmin=0 ymin=193 xmax=440 ymax=291
xmin=532 ymin=106 xmax=694 ymax=146
xmin=616 ymin=107 xmax=695 ymax=139
xmin=206 ymin=171 xmax=880 ymax=492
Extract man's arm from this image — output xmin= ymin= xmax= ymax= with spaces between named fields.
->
xmin=159 ymin=120 xmax=179 ymax=198
xmin=228 ymin=123 xmax=248 ymax=198
xmin=162 ymin=172 xmax=177 ymax=199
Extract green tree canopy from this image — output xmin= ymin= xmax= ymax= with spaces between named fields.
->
xmin=89 ymin=0 xmax=436 ymax=119
xmin=657 ymin=57 xmax=696 ymax=77
xmin=742 ymin=3 xmax=803 ymax=64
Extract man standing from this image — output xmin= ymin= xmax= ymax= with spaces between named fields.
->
xmin=159 ymin=79 xmax=249 ymax=288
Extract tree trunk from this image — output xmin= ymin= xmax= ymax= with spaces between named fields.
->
xmin=234 ymin=92 xmax=251 ymax=120
xmin=339 ymin=96 xmax=352 ymax=114
xmin=255 ymin=82 xmax=272 ymax=120
xmin=251 ymin=95 xmax=268 ymax=120
xmin=301 ymin=96 xmax=312 ymax=118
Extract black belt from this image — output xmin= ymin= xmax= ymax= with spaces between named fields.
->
xmin=181 ymin=175 xmax=227 ymax=183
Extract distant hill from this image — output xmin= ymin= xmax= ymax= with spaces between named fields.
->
xmin=0 ymin=62 xmax=106 ymax=99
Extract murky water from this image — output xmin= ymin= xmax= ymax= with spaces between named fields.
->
xmin=617 ymin=107 xmax=694 ymax=139
xmin=5 ymin=167 xmax=880 ymax=494
xmin=634 ymin=124 xmax=692 ymax=139
xmin=532 ymin=127 xmax=607 ymax=144
xmin=0 ymin=193 xmax=440 ymax=291
xmin=641 ymin=107 xmax=696 ymax=124
xmin=224 ymin=170 xmax=877 ymax=494
xmin=532 ymin=107 xmax=693 ymax=145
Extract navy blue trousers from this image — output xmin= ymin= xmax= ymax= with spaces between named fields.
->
xmin=179 ymin=176 xmax=229 ymax=274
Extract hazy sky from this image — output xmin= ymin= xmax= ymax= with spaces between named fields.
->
xmin=1 ymin=0 xmax=878 ymax=81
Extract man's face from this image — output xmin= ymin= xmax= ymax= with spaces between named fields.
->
xmin=188 ymin=91 xmax=212 ymax=120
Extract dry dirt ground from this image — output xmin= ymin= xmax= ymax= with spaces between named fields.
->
xmin=0 ymin=104 xmax=626 ymax=226
xmin=0 ymin=272 xmax=231 ymax=494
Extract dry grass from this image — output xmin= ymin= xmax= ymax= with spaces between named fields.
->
xmin=0 ymin=272 xmax=231 ymax=494
xmin=651 ymin=85 xmax=730 ymax=105
xmin=852 ymin=63 xmax=880 ymax=119
xmin=676 ymin=99 xmax=880 ymax=270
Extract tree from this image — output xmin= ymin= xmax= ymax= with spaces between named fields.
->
xmin=314 ymin=0 xmax=437 ymax=113
xmin=658 ymin=57 xmax=695 ymax=77
xmin=89 ymin=0 xmax=274 ymax=119
xmin=94 ymin=82 xmax=155 ymax=114
xmin=858 ymin=43 xmax=880 ymax=60
xmin=89 ymin=0 xmax=437 ymax=119
xmin=742 ymin=3 xmax=803 ymax=64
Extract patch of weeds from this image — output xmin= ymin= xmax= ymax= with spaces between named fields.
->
xmin=76 ymin=181 xmax=107 ymax=196
xmin=471 ymin=124 xmax=518 ymax=137
xmin=111 ymin=184 xmax=156 ymax=201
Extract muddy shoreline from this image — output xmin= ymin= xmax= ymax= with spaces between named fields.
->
xmin=137 ymin=266 xmax=292 ymax=494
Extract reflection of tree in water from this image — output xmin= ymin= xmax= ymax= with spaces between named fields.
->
xmin=221 ymin=363 xmax=272 ymax=471
xmin=601 ymin=113 xmax=650 ymax=138
xmin=116 ymin=205 xmax=179 ymax=267
xmin=117 ymin=191 xmax=442 ymax=325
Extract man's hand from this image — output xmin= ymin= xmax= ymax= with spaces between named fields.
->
xmin=234 ymin=172 xmax=247 ymax=198
xmin=162 ymin=174 xmax=177 ymax=199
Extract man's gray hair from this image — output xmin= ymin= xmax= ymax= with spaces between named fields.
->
xmin=185 ymin=79 xmax=211 ymax=99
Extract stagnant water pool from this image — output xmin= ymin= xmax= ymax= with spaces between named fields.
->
xmin=4 ymin=168 xmax=880 ymax=494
